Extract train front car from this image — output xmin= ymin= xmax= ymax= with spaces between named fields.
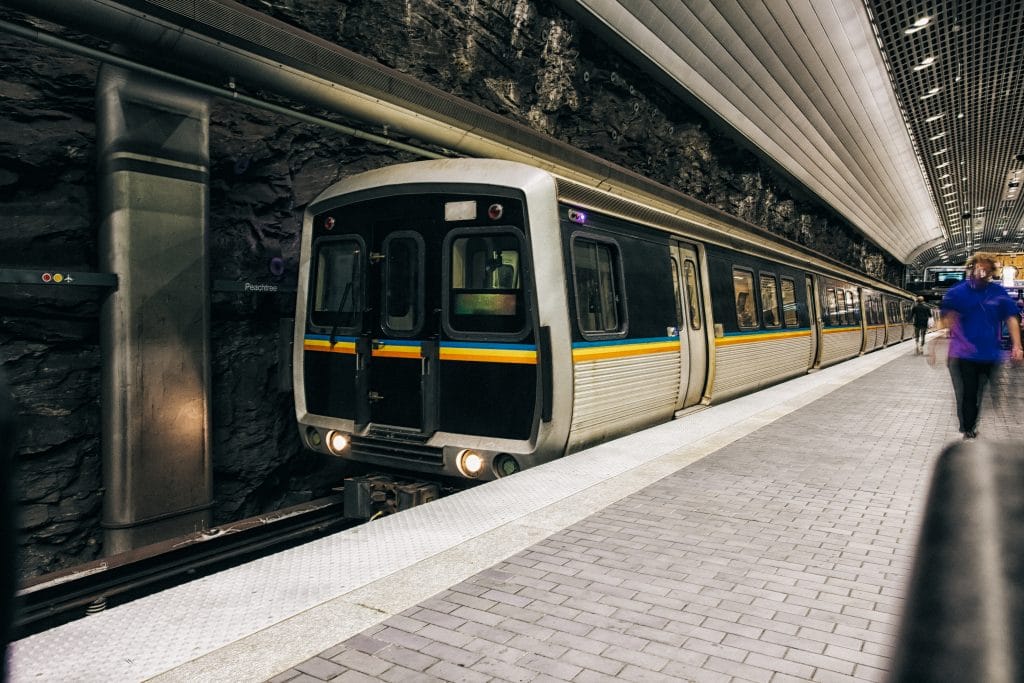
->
xmin=293 ymin=160 xmax=570 ymax=482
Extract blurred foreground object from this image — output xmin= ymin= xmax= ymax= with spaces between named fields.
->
xmin=891 ymin=440 xmax=1024 ymax=682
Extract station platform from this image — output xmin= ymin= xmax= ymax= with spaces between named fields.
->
xmin=10 ymin=337 xmax=1022 ymax=683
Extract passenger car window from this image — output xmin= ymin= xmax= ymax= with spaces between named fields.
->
xmin=781 ymin=278 xmax=798 ymax=327
xmin=826 ymin=288 xmax=838 ymax=326
xmin=845 ymin=290 xmax=857 ymax=325
xmin=733 ymin=268 xmax=757 ymax=330
xmin=447 ymin=231 xmax=525 ymax=336
xmin=573 ymin=236 xmax=625 ymax=335
xmin=759 ymin=274 xmax=781 ymax=328
xmin=310 ymin=237 xmax=363 ymax=330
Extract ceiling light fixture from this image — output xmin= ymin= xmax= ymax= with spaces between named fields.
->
xmin=904 ymin=16 xmax=932 ymax=34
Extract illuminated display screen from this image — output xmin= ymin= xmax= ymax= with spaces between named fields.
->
xmin=935 ymin=271 xmax=965 ymax=283
xmin=454 ymin=292 xmax=517 ymax=316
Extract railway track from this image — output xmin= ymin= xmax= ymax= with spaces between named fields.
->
xmin=14 ymin=494 xmax=356 ymax=638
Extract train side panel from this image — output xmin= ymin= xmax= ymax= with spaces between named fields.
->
xmin=863 ymin=289 xmax=886 ymax=352
xmin=816 ymin=275 xmax=864 ymax=367
xmin=559 ymin=208 xmax=683 ymax=453
xmin=706 ymin=246 xmax=814 ymax=402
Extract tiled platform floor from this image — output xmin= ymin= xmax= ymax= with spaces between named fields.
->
xmin=264 ymin=344 xmax=1021 ymax=683
xmin=12 ymin=339 xmax=1022 ymax=682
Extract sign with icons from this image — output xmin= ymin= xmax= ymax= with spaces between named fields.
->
xmin=0 ymin=268 xmax=118 ymax=288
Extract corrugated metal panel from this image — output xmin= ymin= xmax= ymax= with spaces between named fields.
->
xmin=570 ymin=352 xmax=680 ymax=434
xmin=866 ymin=327 xmax=885 ymax=351
xmin=819 ymin=329 xmax=863 ymax=365
xmin=711 ymin=335 xmax=811 ymax=399
xmin=884 ymin=323 xmax=901 ymax=345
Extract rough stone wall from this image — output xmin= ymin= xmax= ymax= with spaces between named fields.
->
xmin=237 ymin=0 xmax=903 ymax=281
xmin=0 ymin=20 xmax=105 ymax=576
xmin=1 ymin=1 xmax=903 ymax=578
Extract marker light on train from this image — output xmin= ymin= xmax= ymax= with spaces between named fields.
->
xmin=305 ymin=427 xmax=322 ymax=448
xmin=487 ymin=203 xmax=504 ymax=220
xmin=568 ymin=208 xmax=587 ymax=224
xmin=326 ymin=430 xmax=350 ymax=455
xmin=324 ymin=216 xmax=335 ymax=230
xmin=456 ymin=449 xmax=485 ymax=478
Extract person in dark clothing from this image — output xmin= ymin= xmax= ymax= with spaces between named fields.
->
xmin=910 ymin=295 xmax=931 ymax=354
xmin=930 ymin=252 xmax=1023 ymax=439
xmin=0 ymin=371 xmax=15 ymax=682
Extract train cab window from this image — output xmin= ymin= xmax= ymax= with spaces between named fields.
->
xmin=683 ymin=260 xmax=702 ymax=331
xmin=572 ymin=236 xmax=626 ymax=336
xmin=445 ymin=229 xmax=526 ymax=337
xmin=781 ymin=278 xmax=799 ymax=327
xmin=381 ymin=232 xmax=424 ymax=336
xmin=759 ymin=274 xmax=781 ymax=328
xmin=733 ymin=268 xmax=757 ymax=330
xmin=310 ymin=237 xmax=363 ymax=330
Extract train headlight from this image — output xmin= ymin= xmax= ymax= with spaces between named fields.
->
xmin=326 ymin=430 xmax=350 ymax=455
xmin=456 ymin=449 xmax=485 ymax=478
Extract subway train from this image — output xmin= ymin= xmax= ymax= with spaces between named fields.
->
xmin=293 ymin=159 xmax=914 ymax=482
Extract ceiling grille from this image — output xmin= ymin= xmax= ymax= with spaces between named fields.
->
xmin=865 ymin=0 xmax=1024 ymax=269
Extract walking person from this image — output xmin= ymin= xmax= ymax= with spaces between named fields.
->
xmin=911 ymin=295 xmax=931 ymax=354
xmin=929 ymin=252 xmax=1023 ymax=439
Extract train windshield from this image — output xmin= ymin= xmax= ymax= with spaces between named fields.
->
xmin=310 ymin=237 xmax=363 ymax=329
xmin=446 ymin=230 xmax=526 ymax=336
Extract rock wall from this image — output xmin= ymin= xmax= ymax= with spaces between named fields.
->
xmin=0 ymin=1 xmax=902 ymax=578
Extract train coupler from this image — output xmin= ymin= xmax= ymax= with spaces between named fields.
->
xmin=342 ymin=474 xmax=440 ymax=520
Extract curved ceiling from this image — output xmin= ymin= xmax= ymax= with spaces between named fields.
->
xmin=557 ymin=0 xmax=966 ymax=266
xmin=867 ymin=0 xmax=1024 ymax=269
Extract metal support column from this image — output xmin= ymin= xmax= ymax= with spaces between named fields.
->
xmin=97 ymin=65 xmax=212 ymax=553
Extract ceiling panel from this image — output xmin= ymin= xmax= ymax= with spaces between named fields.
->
xmin=561 ymin=0 xmax=950 ymax=264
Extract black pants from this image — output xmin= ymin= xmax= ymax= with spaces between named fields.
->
xmin=948 ymin=357 xmax=996 ymax=433
xmin=914 ymin=324 xmax=928 ymax=345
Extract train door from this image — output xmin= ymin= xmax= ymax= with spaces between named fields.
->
xmin=358 ymin=227 xmax=437 ymax=432
xmin=670 ymin=240 xmax=708 ymax=408
xmin=805 ymin=275 xmax=820 ymax=367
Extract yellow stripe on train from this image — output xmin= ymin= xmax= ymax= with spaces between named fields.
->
xmin=715 ymin=329 xmax=812 ymax=347
xmin=439 ymin=347 xmax=537 ymax=364
xmin=572 ymin=340 xmax=679 ymax=362
xmin=303 ymin=339 xmax=356 ymax=354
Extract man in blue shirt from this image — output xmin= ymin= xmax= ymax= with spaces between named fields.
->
xmin=932 ymin=252 xmax=1023 ymax=439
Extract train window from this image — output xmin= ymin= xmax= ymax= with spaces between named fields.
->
xmin=781 ymin=278 xmax=798 ymax=327
xmin=733 ymin=268 xmax=757 ymax=329
xmin=684 ymin=260 xmax=702 ymax=331
xmin=445 ymin=230 xmax=526 ymax=337
xmin=310 ymin=237 xmax=363 ymax=330
xmin=381 ymin=232 xmax=424 ymax=336
xmin=826 ymin=288 xmax=838 ymax=326
xmin=670 ymin=258 xmax=685 ymax=329
xmin=845 ymin=290 xmax=857 ymax=325
xmin=572 ymin=236 xmax=625 ymax=335
xmin=759 ymin=274 xmax=781 ymax=328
